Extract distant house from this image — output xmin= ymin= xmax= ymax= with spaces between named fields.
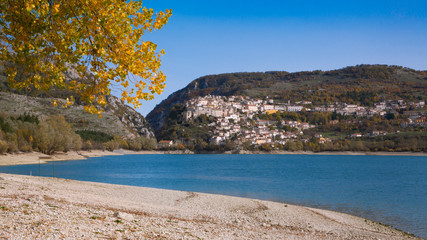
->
xmin=415 ymin=116 xmax=426 ymax=123
xmin=263 ymin=104 xmax=275 ymax=111
xmin=287 ymin=105 xmax=304 ymax=112
xmin=416 ymin=101 xmax=425 ymax=108
xmin=256 ymin=120 xmax=269 ymax=126
xmin=351 ymin=133 xmax=362 ymax=138
xmin=318 ymin=137 xmax=331 ymax=144
xmin=247 ymin=105 xmax=258 ymax=112
xmin=158 ymin=140 xmax=174 ymax=148
xmin=274 ymin=105 xmax=286 ymax=111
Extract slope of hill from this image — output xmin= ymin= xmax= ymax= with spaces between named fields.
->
xmin=147 ymin=65 xmax=427 ymax=133
xmin=0 ymin=63 xmax=154 ymax=139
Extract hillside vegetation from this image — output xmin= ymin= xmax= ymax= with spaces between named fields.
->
xmin=147 ymin=65 xmax=426 ymax=132
xmin=0 ymin=63 xmax=156 ymax=154
xmin=147 ymin=65 xmax=426 ymax=153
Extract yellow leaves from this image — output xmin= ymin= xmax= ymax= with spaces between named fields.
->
xmin=62 ymin=97 xmax=74 ymax=108
xmin=25 ymin=2 xmax=36 ymax=12
xmin=98 ymin=97 xmax=107 ymax=106
xmin=1 ymin=0 xmax=171 ymax=114
xmin=53 ymin=4 xmax=60 ymax=14
xmin=7 ymin=69 xmax=17 ymax=79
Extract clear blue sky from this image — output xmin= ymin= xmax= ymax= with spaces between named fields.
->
xmin=134 ymin=0 xmax=427 ymax=116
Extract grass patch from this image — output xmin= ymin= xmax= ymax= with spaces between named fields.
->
xmin=75 ymin=130 xmax=113 ymax=143
xmin=45 ymin=203 xmax=59 ymax=208
xmin=90 ymin=215 xmax=105 ymax=221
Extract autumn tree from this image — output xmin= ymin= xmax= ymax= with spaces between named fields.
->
xmin=0 ymin=0 xmax=172 ymax=114
xmin=33 ymin=115 xmax=82 ymax=154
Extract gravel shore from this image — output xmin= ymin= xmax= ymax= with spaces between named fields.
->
xmin=0 ymin=150 xmax=163 ymax=166
xmin=0 ymin=173 xmax=419 ymax=240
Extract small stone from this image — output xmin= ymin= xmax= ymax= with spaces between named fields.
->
xmin=113 ymin=212 xmax=134 ymax=222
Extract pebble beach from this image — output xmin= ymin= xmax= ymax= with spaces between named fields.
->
xmin=0 ymin=173 xmax=419 ymax=239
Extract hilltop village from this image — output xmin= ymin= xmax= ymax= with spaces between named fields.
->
xmin=180 ymin=95 xmax=426 ymax=148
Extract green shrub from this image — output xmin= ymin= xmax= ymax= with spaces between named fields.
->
xmin=7 ymin=141 xmax=18 ymax=153
xmin=175 ymin=143 xmax=186 ymax=150
xmin=127 ymin=137 xmax=157 ymax=151
xmin=33 ymin=115 xmax=82 ymax=154
xmin=92 ymin=141 xmax=105 ymax=150
xmin=113 ymin=135 xmax=128 ymax=149
xmin=15 ymin=121 xmax=37 ymax=151
xmin=18 ymin=142 xmax=33 ymax=152
xmin=0 ymin=117 xmax=13 ymax=133
xmin=0 ymin=140 xmax=7 ymax=154
xmin=260 ymin=143 xmax=272 ymax=152
xmin=104 ymin=140 xmax=119 ymax=151
xmin=128 ymin=140 xmax=141 ymax=151
xmin=75 ymin=130 xmax=113 ymax=143
xmin=82 ymin=140 xmax=93 ymax=151
xmin=70 ymin=133 xmax=82 ymax=151
xmin=17 ymin=113 xmax=39 ymax=124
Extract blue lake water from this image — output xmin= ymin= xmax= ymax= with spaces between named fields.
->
xmin=1 ymin=154 xmax=426 ymax=238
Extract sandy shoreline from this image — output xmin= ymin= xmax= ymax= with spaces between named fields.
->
xmin=0 ymin=150 xmax=164 ymax=166
xmin=0 ymin=173 xmax=419 ymax=239
xmin=0 ymin=150 xmax=425 ymax=167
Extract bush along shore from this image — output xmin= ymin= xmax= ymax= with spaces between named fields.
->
xmin=1 ymin=112 xmax=426 ymax=160
xmin=0 ymin=113 xmax=157 ymax=155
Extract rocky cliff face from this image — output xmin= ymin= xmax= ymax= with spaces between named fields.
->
xmin=0 ymin=63 xmax=155 ymax=139
xmin=0 ymin=91 xmax=155 ymax=139
xmin=104 ymin=95 xmax=155 ymax=138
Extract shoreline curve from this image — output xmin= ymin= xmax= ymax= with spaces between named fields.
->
xmin=0 ymin=173 xmax=420 ymax=239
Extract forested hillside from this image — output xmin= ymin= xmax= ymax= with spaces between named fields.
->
xmin=148 ymin=65 xmax=426 ymax=152
xmin=147 ymin=65 xmax=426 ymax=133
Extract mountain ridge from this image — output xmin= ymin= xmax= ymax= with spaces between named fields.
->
xmin=147 ymin=64 xmax=427 ymax=134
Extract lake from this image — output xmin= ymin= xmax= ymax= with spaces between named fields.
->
xmin=1 ymin=154 xmax=426 ymax=238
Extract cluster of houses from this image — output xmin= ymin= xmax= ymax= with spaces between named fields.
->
xmin=350 ymin=131 xmax=388 ymax=138
xmin=185 ymin=95 xmax=315 ymax=145
xmin=186 ymin=95 xmax=425 ymax=119
xmin=210 ymin=118 xmax=315 ymax=145
xmin=184 ymin=95 xmax=309 ymax=121
xmin=401 ymin=114 xmax=427 ymax=127
xmin=180 ymin=95 xmax=426 ymax=146
xmin=314 ymin=100 xmax=425 ymax=117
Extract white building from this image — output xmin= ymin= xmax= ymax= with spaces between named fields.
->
xmin=287 ymin=106 xmax=304 ymax=112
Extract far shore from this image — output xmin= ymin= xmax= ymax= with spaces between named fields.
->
xmin=0 ymin=149 xmax=426 ymax=167
xmin=234 ymin=150 xmax=427 ymax=156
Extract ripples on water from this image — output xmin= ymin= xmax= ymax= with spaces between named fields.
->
xmin=1 ymin=154 xmax=426 ymax=238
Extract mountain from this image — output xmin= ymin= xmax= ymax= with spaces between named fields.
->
xmin=0 ymin=63 xmax=155 ymax=139
xmin=147 ymin=65 xmax=427 ymax=134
